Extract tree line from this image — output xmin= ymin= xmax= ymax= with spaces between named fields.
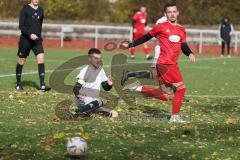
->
xmin=0 ymin=0 xmax=239 ymax=25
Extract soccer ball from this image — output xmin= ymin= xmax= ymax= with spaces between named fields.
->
xmin=67 ymin=137 xmax=88 ymax=156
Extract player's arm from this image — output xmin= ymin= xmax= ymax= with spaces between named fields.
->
xmin=101 ymin=81 xmax=112 ymax=91
xmin=181 ymin=42 xmax=196 ymax=62
xmin=73 ymin=82 xmax=83 ymax=97
xmin=128 ymin=33 xmax=153 ymax=48
xmin=181 ymin=29 xmax=195 ymax=62
xmin=101 ymin=75 xmax=113 ymax=91
xmin=19 ymin=7 xmax=31 ymax=37
xmin=120 ymin=24 xmax=159 ymax=49
xmin=40 ymin=8 xmax=44 ymax=28
xmin=181 ymin=42 xmax=193 ymax=56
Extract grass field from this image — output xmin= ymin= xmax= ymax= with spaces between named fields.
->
xmin=0 ymin=48 xmax=240 ymax=160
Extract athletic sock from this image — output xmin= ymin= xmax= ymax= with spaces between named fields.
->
xmin=16 ymin=63 xmax=23 ymax=85
xmin=172 ymin=88 xmax=186 ymax=115
xmin=130 ymin=48 xmax=135 ymax=57
xmin=38 ymin=63 xmax=45 ymax=86
xmin=76 ymin=100 xmax=103 ymax=113
xmin=141 ymin=86 xmax=169 ymax=101
xmin=144 ymin=47 xmax=150 ymax=57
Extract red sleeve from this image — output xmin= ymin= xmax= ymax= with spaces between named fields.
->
xmin=132 ymin=12 xmax=138 ymax=21
xmin=181 ymin=28 xmax=187 ymax=43
xmin=149 ymin=24 xmax=161 ymax=37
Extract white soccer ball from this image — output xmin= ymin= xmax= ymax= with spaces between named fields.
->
xmin=67 ymin=137 xmax=88 ymax=156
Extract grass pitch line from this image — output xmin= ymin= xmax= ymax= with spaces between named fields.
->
xmin=0 ymin=57 xmax=236 ymax=78
xmin=185 ymin=95 xmax=240 ymax=98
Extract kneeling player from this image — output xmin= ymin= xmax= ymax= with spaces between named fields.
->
xmin=71 ymin=48 xmax=118 ymax=119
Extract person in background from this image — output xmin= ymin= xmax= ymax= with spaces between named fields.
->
xmin=219 ymin=17 xmax=234 ymax=58
xmin=130 ymin=5 xmax=153 ymax=60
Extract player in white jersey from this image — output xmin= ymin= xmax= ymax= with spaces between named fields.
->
xmin=71 ymin=48 xmax=118 ymax=119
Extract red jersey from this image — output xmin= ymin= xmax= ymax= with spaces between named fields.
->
xmin=133 ymin=11 xmax=147 ymax=33
xmin=150 ymin=21 xmax=186 ymax=65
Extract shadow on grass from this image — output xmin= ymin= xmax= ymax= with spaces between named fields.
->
xmin=20 ymin=81 xmax=39 ymax=90
xmin=139 ymin=105 xmax=171 ymax=119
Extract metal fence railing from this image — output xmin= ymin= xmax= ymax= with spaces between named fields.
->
xmin=0 ymin=21 xmax=239 ymax=53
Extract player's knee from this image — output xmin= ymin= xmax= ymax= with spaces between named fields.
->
xmin=176 ymin=83 xmax=186 ymax=92
xmin=18 ymin=58 xmax=26 ymax=65
xmin=37 ymin=53 xmax=44 ymax=64
xmin=173 ymin=82 xmax=186 ymax=90
xmin=110 ymin=110 xmax=118 ymax=118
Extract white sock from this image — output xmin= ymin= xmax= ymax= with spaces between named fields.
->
xmin=136 ymin=86 xmax=142 ymax=92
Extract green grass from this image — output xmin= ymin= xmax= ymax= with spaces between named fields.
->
xmin=0 ymin=48 xmax=240 ymax=160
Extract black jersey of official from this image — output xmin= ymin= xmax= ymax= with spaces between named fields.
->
xmin=19 ymin=4 xmax=44 ymax=38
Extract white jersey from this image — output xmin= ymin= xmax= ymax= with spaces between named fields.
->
xmin=76 ymin=65 xmax=108 ymax=104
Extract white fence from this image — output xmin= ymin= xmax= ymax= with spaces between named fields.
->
xmin=0 ymin=21 xmax=239 ymax=53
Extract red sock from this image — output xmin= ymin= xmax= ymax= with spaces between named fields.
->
xmin=144 ymin=47 xmax=150 ymax=56
xmin=130 ymin=48 xmax=135 ymax=56
xmin=141 ymin=86 xmax=169 ymax=101
xmin=172 ymin=88 xmax=186 ymax=115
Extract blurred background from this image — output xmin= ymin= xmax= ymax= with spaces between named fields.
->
xmin=0 ymin=0 xmax=239 ymax=55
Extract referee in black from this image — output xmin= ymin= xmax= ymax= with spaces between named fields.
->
xmin=15 ymin=0 xmax=50 ymax=91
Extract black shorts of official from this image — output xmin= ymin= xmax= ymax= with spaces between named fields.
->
xmin=17 ymin=35 xmax=44 ymax=58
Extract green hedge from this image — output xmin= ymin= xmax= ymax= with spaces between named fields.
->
xmin=0 ymin=0 xmax=239 ymax=25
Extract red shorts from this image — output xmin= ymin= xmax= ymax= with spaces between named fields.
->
xmin=156 ymin=64 xmax=183 ymax=85
xmin=133 ymin=31 xmax=146 ymax=41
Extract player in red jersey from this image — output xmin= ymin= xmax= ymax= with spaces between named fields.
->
xmin=131 ymin=5 xmax=152 ymax=60
xmin=121 ymin=2 xmax=196 ymax=123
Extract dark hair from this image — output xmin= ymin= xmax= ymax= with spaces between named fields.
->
xmin=222 ymin=16 xmax=230 ymax=24
xmin=164 ymin=2 xmax=177 ymax=12
xmin=88 ymin=48 xmax=101 ymax=56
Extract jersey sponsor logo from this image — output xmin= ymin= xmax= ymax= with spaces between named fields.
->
xmin=169 ymin=35 xmax=181 ymax=43
xmin=166 ymin=29 xmax=170 ymax=32
xmin=140 ymin=19 xmax=146 ymax=24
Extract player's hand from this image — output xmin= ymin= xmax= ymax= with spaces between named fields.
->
xmin=107 ymin=76 xmax=114 ymax=86
xmin=133 ymin=29 xmax=137 ymax=33
xmin=77 ymin=93 xmax=85 ymax=101
xmin=119 ymin=41 xmax=130 ymax=50
xmin=189 ymin=53 xmax=196 ymax=62
xmin=30 ymin=34 xmax=38 ymax=40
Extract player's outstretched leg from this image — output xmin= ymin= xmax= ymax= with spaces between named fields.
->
xmin=121 ymin=70 xmax=152 ymax=86
xmin=122 ymin=80 xmax=170 ymax=101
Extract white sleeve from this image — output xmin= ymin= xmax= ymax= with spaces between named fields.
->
xmin=76 ymin=67 xmax=87 ymax=84
xmin=100 ymin=68 xmax=108 ymax=82
xmin=156 ymin=16 xmax=167 ymax=24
